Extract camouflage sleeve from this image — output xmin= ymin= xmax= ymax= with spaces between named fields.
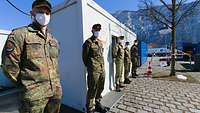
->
xmin=112 ymin=45 xmax=118 ymax=58
xmin=130 ymin=46 xmax=135 ymax=58
xmin=1 ymin=31 xmax=24 ymax=83
xmin=82 ymin=40 xmax=90 ymax=67
xmin=124 ymin=49 xmax=128 ymax=57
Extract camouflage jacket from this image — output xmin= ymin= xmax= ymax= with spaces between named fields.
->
xmin=124 ymin=47 xmax=131 ymax=64
xmin=112 ymin=44 xmax=124 ymax=62
xmin=82 ymin=36 xmax=104 ymax=72
xmin=1 ymin=23 xmax=62 ymax=101
xmin=131 ymin=45 xmax=139 ymax=61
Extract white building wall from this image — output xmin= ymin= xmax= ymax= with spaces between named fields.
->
xmin=0 ymin=30 xmax=10 ymax=65
xmin=0 ymin=30 xmax=14 ymax=87
xmin=49 ymin=0 xmax=87 ymax=111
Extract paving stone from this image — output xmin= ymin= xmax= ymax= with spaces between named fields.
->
xmin=170 ymin=108 xmax=183 ymax=113
xmin=143 ymin=106 xmax=152 ymax=112
xmin=123 ymin=102 xmax=132 ymax=107
xmin=138 ymin=101 xmax=147 ymax=106
xmin=170 ymin=101 xmax=182 ymax=106
xmin=117 ymin=104 xmax=126 ymax=110
xmin=132 ymin=103 xmax=143 ymax=109
xmin=175 ymin=99 xmax=188 ymax=103
xmin=136 ymin=110 xmax=148 ymax=113
xmin=135 ymin=97 xmax=143 ymax=101
xmin=148 ymin=103 xmax=160 ymax=109
xmin=153 ymin=100 xmax=164 ymax=106
xmin=166 ymin=103 xmax=176 ymax=109
xmin=164 ymin=97 xmax=174 ymax=101
xmin=153 ymin=109 xmax=164 ymax=113
xmin=176 ymin=105 xmax=188 ymax=111
xmin=126 ymin=107 xmax=137 ymax=113
xmin=191 ymin=98 xmax=200 ymax=103
xmin=143 ymin=99 xmax=152 ymax=103
xmin=150 ymin=97 xmax=159 ymax=101
xmin=189 ymin=101 xmax=200 ymax=106
xmin=182 ymin=103 xmax=195 ymax=108
xmin=189 ymin=108 xmax=200 ymax=113
xmin=160 ymin=106 xmax=170 ymax=112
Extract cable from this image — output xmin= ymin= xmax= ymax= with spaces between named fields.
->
xmin=6 ymin=0 xmax=30 ymax=16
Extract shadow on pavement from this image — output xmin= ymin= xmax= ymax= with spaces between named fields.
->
xmin=179 ymin=63 xmax=200 ymax=72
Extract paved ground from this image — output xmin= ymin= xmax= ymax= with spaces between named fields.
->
xmin=108 ymin=78 xmax=200 ymax=113
xmin=108 ymin=57 xmax=200 ymax=113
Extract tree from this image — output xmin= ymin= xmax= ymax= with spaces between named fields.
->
xmin=140 ymin=0 xmax=200 ymax=76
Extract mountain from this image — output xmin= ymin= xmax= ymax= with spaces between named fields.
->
xmin=112 ymin=2 xmax=200 ymax=48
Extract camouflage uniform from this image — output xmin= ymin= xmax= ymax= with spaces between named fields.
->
xmin=113 ymin=44 xmax=124 ymax=85
xmin=131 ymin=44 xmax=139 ymax=77
xmin=82 ymin=36 xmax=105 ymax=112
xmin=1 ymin=23 xmax=62 ymax=113
xmin=124 ymin=47 xmax=131 ymax=80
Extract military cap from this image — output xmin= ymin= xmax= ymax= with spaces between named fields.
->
xmin=119 ymin=36 xmax=124 ymax=40
xmin=32 ymin=0 xmax=52 ymax=11
xmin=92 ymin=24 xmax=101 ymax=31
xmin=125 ymin=42 xmax=130 ymax=45
xmin=134 ymin=40 xmax=138 ymax=43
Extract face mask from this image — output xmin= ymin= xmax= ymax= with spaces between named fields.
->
xmin=35 ymin=13 xmax=50 ymax=26
xmin=94 ymin=31 xmax=100 ymax=38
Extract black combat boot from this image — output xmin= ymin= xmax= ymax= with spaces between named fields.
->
xmin=119 ymin=83 xmax=125 ymax=88
xmin=87 ymin=108 xmax=95 ymax=113
xmin=116 ymin=84 xmax=121 ymax=92
xmin=124 ymin=78 xmax=131 ymax=84
xmin=95 ymin=101 xmax=110 ymax=113
xmin=131 ymin=73 xmax=136 ymax=78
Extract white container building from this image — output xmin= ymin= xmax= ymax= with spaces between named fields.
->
xmin=49 ymin=0 xmax=137 ymax=112
xmin=0 ymin=29 xmax=10 ymax=64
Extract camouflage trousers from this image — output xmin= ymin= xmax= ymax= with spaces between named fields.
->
xmin=19 ymin=97 xmax=61 ymax=113
xmin=131 ymin=58 xmax=138 ymax=74
xmin=86 ymin=70 xmax=105 ymax=111
xmin=124 ymin=62 xmax=131 ymax=79
xmin=115 ymin=61 xmax=123 ymax=84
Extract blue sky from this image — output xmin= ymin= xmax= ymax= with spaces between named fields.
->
xmin=0 ymin=0 xmax=195 ymax=30
xmin=1 ymin=0 xmax=140 ymax=30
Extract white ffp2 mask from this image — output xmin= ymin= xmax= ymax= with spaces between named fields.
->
xmin=35 ymin=13 xmax=50 ymax=26
xmin=94 ymin=31 xmax=100 ymax=38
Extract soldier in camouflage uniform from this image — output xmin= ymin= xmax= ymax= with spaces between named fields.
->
xmin=131 ymin=40 xmax=139 ymax=78
xmin=82 ymin=24 xmax=109 ymax=113
xmin=124 ymin=42 xmax=131 ymax=84
xmin=1 ymin=0 xmax=62 ymax=113
xmin=112 ymin=37 xmax=124 ymax=92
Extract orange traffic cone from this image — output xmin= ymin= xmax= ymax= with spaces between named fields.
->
xmin=147 ymin=61 xmax=152 ymax=77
